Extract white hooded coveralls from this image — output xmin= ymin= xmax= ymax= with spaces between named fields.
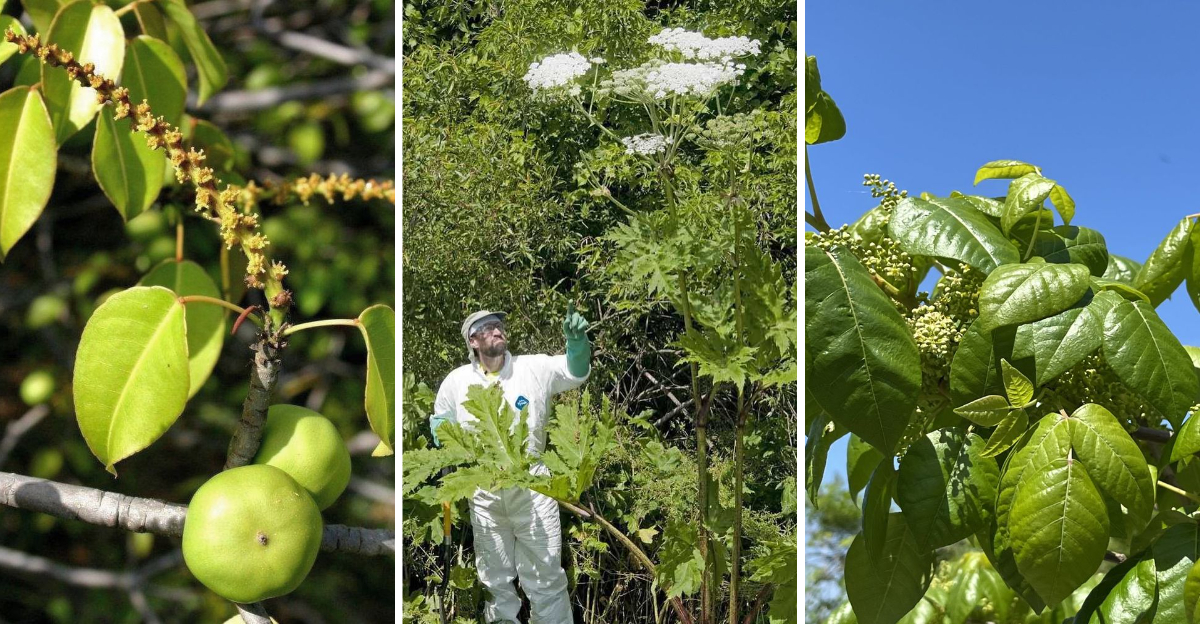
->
xmin=435 ymin=351 xmax=587 ymax=624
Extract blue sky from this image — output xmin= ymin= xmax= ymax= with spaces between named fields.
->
xmin=804 ymin=3 xmax=1200 ymax=488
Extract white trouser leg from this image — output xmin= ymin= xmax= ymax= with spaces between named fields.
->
xmin=470 ymin=488 xmax=522 ymax=623
xmin=511 ymin=488 xmax=572 ymax=624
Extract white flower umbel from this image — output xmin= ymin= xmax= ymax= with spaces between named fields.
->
xmin=605 ymin=60 xmax=743 ymax=101
xmin=647 ymin=28 xmax=761 ymax=62
xmin=523 ymin=52 xmax=595 ymax=97
xmin=621 ymin=133 xmax=669 ymax=156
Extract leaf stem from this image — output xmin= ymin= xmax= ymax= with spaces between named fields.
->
xmin=1158 ymin=480 xmax=1200 ymax=503
xmin=177 ymin=296 xmax=262 ymax=327
xmin=113 ymin=0 xmax=149 ymax=17
xmin=1022 ymin=209 xmax=1042 ymax=261
xmin=175 ymin=220 xmax=184 ymax=263
xmin=283 ymin=318 xmax=359 ymax=336
xmin=804 ymin=145 xmax=831 ymax=232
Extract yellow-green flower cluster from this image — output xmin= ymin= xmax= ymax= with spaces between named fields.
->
xmin=1051 ymin=353 xmax=1154 ymax=428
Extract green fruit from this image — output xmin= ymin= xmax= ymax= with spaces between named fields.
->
xmin=253 ymin=404 xmax=351 ymax=510
xmin=20 ymin=369 xmax=55 ymax=405
xmin=223 ymin=617 xmax=279 ymax=624
xmin=182 ymin=465 xmax=322 ymax=603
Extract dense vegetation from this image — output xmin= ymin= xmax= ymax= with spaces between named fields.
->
xmin=402 ymin=1 xmax=797 ymax=623
xmin=0 ymin=0 xmax=395 ymax=621
xmin=806 ymin=55 xmax=1200 ymax=624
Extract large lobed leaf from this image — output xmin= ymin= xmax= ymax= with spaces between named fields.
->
xmin=805 ymin=246 xmax=920 ymax=454
xmin=887 ymin=195 xmax=1019 ymax=273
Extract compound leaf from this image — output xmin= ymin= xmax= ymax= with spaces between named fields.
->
xmin=1011 ymin=301 xmax=1103 ymax=386
xmin=1001 ymin=173 xmax=1057 ymax=234
xmin=73 ymin=286 xmax=189 ymax=475
xmin=974 ymin=160 xmax=1040 ymax=185
xmin=1028 ymin=225 xmax=1108 ymax=276
xmin=954 ymin=394 xmax=1012 ymax=427
xmin=982 ymin=408 xmax=1029 ymax=458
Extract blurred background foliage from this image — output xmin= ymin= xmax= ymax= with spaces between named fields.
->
xmin=0 ymin=0 xmax=395 ymax=621
xmin=402 ymin=0 xmax=796 ymax=622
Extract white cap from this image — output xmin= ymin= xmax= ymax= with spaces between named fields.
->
xmin=461 ymin=310 xmax=507 ymax=363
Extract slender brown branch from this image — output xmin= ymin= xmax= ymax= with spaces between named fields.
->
xmin=0 ymin=472 xmax=394 ymax=555
xmin=224 ymin=337 xmax=283 ymax=469
xmin=0 ymin=404 xmax=51 ymax=467
xmin=740 ymin=584 xmax=774 ymax=624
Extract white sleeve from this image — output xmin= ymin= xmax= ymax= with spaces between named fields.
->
xmin=543 ymin=353 xmax=588 ymax=396
xmin=433 ymin=374 xmax=457 ymax=417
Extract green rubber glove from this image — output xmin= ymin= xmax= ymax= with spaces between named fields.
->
xmin=563 ymin=301 xmax=591 ymax=378
xmin=428 ymin=410 xmax=456 ymax=447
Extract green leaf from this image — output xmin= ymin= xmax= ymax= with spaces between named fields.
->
xmin=1010 ymin=457 xmax=1109 ymax=606
xmin=949 ymin=321 xmax=1019 ymax=408
xmin=847 ymin=434 xmax=883 ymax=501
xmin=0 ymin=17 xmax=25 ymax=67
xmin=658 ymin=520 xmax=705 ymax=598
xmin=1092 ymin=278 xmax=1152 ymax=304
xmin=1176 ymin=413 xmax=1200 ymax=463
xmin=22 ymin=0 xmax=63 ymax=34
xmin=0 ymin=87 xmax=56 ymax=260
xmin=92 ymin=107 xmax=164 ymax=221
xmin=678 ymin=326 xmax=756 ymax=389
xmin=982 ymin=408 xmax=1029 ymax=458
xmin=188 ymin=118 xmax=236 ymax=172
xmin=951 ymin=193 xmax=1004 ymax=217
xmin=862 ymin=461 xmax=896 ymax=560
xmin=805 ymin=413 xmax=843 ymax=508
xmin=73 ymin=286 xmax=189 ymax=475
xmin=1027 ymin=225 xmax=1109 ymax=276
xmin=895 ymin=429 xmax=1000 ymax=549
xmin=42 ymin=1 xmax=125 ymax=144
xmin=124 ymin=35 xmax=187 ymax=126
xmin=974 ymin=160 xmax=1040 ymax=185
xmin=1075 ymin=554 xmax=1157 ymax=624
xmin=1049 ymin=184 xmax=1076 ymax=225
xmin=1103 ymin=299 xmax=1199 ymax=428
xmin=1069 ymin=404 xmax=1156 ymax=530
xmin=157 ymin=0 xmax=227 ymax=105
xmin=845 ymin=514 xmax=933 ymax=624
xmin=1001 ymin=173 xmax=1057 ymax=235
xmin=359 ymin=304 xmax=395 ymax=455
xmin=1152 ymin=522 xmax=1200 ymax=624
xmin=1134 ymin=217 xmax=1195 ymax=307
xmin=804 ymin=56 xmax=845 ymax=145
xmin=995 ymin=413 xmax=1073 ymax=556
xmin=887 ymin=196 xmax=1019 ymax=273
xmin=1000 ymin=359 xmax=1034 ymax=405
xmin=138 ymin=260 xmax=224 ymax=398
xmin=1186 ymin=558 xmax=1200 ymax=623
xmin=1189 ymin=222 xmax=1200 ymax=316
xmin=954 ymin=394 xmax=1012 ymax=427
xmin=132 ymin=2 xmax=169 ymax=41
xmin=1105 ymin=254 xmax=1145 ymax=285
xmin=977 ymin=262 xmax=1091 ymax=330
xmin=1011 ymin=301 xmax=1103 ymax=386
xmin=805 ymin=246 xmax=920 ymax=454
xmin=154 ymin=0 xmax=226 ymax=104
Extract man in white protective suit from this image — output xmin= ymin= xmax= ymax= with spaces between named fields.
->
xmin=429 ymin=306 xmax=591 ymax=624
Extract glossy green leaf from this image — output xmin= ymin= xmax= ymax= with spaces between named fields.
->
xmin=805 ymin=414 xmax=843 ymax=508
xmin=953 ymin=394 xmax=1012 ymax=427
xmin=1186 ymin=558 xmax=1200 ymax=623
xmin=804 ymin=56 xmax=845 ymax=145
xmin=133 ymin=2 xmax=169 ymax=40
xmin=896 ymin=429 xmax=999 ymax=549
xmin=1134 ymin=217 xmax=1195 ymax=307
xmin=977 ymin=262 xmax=1091 ymax=330
xmin=1000 ymin=359 xmax=1033 ymax=405
xmin=977 ymin=517 xmax=1046 ymax=613
xmin=93 ymin=107 xmax=164 ymax=221
xmin=862 ymin=461 xmax=895 ymax=560
xmin=359 ymin=304 xmax=395 ymax=455
xmin=995 ymin=414 xmax=1073 ymax=554
xmin=124 ymin=36 xmax=187 ymax=126
xmin=157 ymin=0 xmax=228 ymax=105
xmin=887 ymin=196 xmax=1019 ymax=272
xmin=982 ymin=408 xmax=1028 ymax=458
xmin=0 ymin=87 xmax=56 ymax=261
xmin=138 ymin=260 xmax=224 ymax=398
xmin=188 ymin=118 xmax=236 ymax=174
xmin=1187 ymin=222 xmax=1200 ymax=316
xmin=847 ymin=434 xmax=883 ymax=501
xmin=1075 ymin=554 xmax=1157 ymax=624
xmin=950 ymin=192 xmax=1004 ymax=217
xmin=22 ymin=0 xmax=63 ymax=34
xmin=1103 ymin=299 xmax=1199 ymax=428
xmin=1069 ymin=404 xmax=1155 ymax=529
xmin=1049 ymin=184 xmax=1075 ymax=225
xmin=1028 ymin=225 xmax=1108 ymax=276
xmin=1105 ymin=254 xmax=1144 ymax=285
xmin=974 ymin=160 xmax=1040 ymax=185
xmin=1152 ymin=522 xmax=1200 ymax=624
xmin=1010 ymin=457 xmax=1109 ymax=606
xmin=1001 ymin=173 xmax=1057 ymax=234
xmin=1172 ymin=413 xmax=1200 ymax=463
xmin=73 ymin=286 xmax=189 ymax=475
xmin=805 ymin=246 xmax=920 ymax=454
xmin=845 ymin=514 xmax=933 ymax=624
xmin=0 ymin=17 xmax=25 ymax=67
xmin=42 ymin=1 xmax=125 ymax=144
xmin=949 ymin=321 xmax=1018 ymax=408
xmin=1092 ymin=278 xmax=1152 ymax=304
xmin=1012 ymin=300 xmax=1103 ymax=386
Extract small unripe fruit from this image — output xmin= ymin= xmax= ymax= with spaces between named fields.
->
xmin=253 ymin=404 xmax=351 ymax=510
xmin=19 ymin=369 xmax=55 ymax=405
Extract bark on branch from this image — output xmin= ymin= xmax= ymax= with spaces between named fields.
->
xmin=0 ymin=472 xmax=394 ymax=555
xmin=225 ymin=338 xmax=283 ymax=469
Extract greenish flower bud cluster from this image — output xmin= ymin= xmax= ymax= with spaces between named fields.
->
xmin=689 ymin=109 xmax=768 ymax=151
xmin=907 ymin=264 xmax=984 ymax=395
xmin=862 ymin=173 xmax=907 ymax=219
xmin=1050 ymin=353 xmax=1153 ymax=427
xmin=806 ymin=225 xmax=915 ymax=283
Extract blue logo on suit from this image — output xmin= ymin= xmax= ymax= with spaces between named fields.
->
xmin=515 ymin=395 xmax=529 ymax=411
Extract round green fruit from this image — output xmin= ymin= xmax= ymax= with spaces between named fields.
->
xmin=253 ymin=404 xmax=351 ymax=510
xmin=182 ymin=465 xmax=322 ymax=603
xmin=19 ymin=369 xmax=55 ymax=405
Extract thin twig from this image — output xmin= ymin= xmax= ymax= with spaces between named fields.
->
xmin=236 ymin=602 xmax=272 ymax=624
xmin=0 ymin=405 xmax=51 ymax=467
xmin=194 ymin=70 xmax=392 ymax=113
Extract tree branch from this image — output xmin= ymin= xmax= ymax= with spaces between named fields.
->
xmin=740 ymin=583 xmax=775 ymax=624
xmin=1132 ymin=426 xmax=1172 ymax=444
xmin=236 ymin=602 xmax=272 ymax=624
xmin=0 ymin=404 xmax=51 ymax=467
xmin=225 ymin=337 xmax=283 ymax=469
xmin=194 ymin=71 xmax=392 ymax=114
xmin=0 ymin=472 xmax=394 ymax=555
xmin=0 ymin=546 xmax=181 ymax=590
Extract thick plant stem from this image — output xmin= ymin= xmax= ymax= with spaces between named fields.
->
xmin=224 ymin=335 xmax=283 ymax=469
xmin=805 ymin=145 xmax=831 ymax=232
xmin=729 ymin=191 xmax=747 ymax=624
xmin=739 ymin=584 xmax=774 ymax=624
xmin=235 ymin=602 xmax=272 ymax=624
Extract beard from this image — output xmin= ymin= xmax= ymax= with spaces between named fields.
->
xmin=478 ymin=340 xmax=506 ymax=358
